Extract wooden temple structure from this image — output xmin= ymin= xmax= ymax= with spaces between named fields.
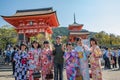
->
xmin=68 ymin=14 xmax=89 ymax=42
xmin=1 ymin=7 xmax=59 ymax=43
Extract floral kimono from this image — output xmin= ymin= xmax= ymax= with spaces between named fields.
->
xmin=14 ymin=51 xmax=28 ymax=80
xmin=75 ymin=45 xmax=90 ymax=80
xmin=63 ymin=50 xmax=79 ymax=80
xmin=89 ymin=46 xmax=102 ymax=80
xmin=41 ymin=48 xmax=53 ymax=80
xmin=28 ymin=48 xmax=41 ymax=80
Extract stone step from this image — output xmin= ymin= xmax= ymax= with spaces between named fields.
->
xmin=0 ymin=69 xmax=12 ymax=71
xmin=0 ymin=64 xmax=12 ymax=71
xmin=0 ymin=65 xmax=12 ymax=69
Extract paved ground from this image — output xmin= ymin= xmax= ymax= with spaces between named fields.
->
xmin=0 ymin=65 xmax=120 ymax=80
xmin=102 ymin=69 xmax=120 ymax=80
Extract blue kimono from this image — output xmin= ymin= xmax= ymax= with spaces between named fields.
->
xmin=14 ymin=51 xmax=28 ymax=80
xmin=75 ymin=45 xmax=90 ymax=80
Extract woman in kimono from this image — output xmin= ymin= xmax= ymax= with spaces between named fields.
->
xmin=89 ymin=38 xmax=103 ymax=80
xmin=14 ymin=43 xmax=28 ymax=80
xmin=41 ymin=41 xmax=53 ymax=80
xmin=74 ymin=37 xmax=90 ymax=80
xmin=63 ymin=42 xmax=79 ymax=80
xmin=28 ymin=41 xmax=41 ymax=80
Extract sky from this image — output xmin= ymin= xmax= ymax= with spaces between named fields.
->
xmin=0 ymin=0 xmax=120 ymax=35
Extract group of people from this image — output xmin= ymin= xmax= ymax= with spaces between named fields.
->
xmin=103 ymin=47 xmax=120 ymax=70
xmin=11 ymin=36 xmax=103 ymax=80
xmin=4 ymin=47 xmax=12 ymax=64
xmin=0 ymin=45 xmax=14 ymax=65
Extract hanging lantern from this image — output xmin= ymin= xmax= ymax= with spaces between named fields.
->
xmin=46 ymin=27 xmax=53 ymax=34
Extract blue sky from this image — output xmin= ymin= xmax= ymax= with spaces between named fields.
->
xmin=0 ymin=0 xmax=120 ymax=35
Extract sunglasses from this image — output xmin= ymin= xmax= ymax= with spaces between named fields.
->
xmin=67 ymin=43 xmax=72 ymax=45
xmin=76 ymin=38 xmax=82 ymax=42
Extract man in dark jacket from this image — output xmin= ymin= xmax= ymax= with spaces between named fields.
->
xmin=53 ymin=36 xmax=65 ymax=80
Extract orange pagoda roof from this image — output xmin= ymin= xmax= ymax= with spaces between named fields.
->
xmin=68 ymin=14 xmax=83 ymax=31
xmin=1 ymin=7 xmax=59 ymax=27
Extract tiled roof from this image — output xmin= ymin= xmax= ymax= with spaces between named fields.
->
xmin=2 ymin=7 xmax=56 ymax=17
xmin=70 ymin=29 xmax=89 ymax=32
xmin=69 ymin=22 xmax=83 ymax=26
xmin=10 ymin=7 xmax=54 ymax=17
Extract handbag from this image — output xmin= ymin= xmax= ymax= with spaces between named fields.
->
xmin=75 ymin=67 xmax=83 ymax=80
xmin=89 ymin=70 xmax=92 ymax=78
xmin=76 ymin=76 xmax=83 ymax=80
xmin=45 ymin=70 xmax=53 ymax=79
xmin=32 ymin=71 xmax=41 ymax=78
xmin=111 ymin=60 xmax=115 ymax=64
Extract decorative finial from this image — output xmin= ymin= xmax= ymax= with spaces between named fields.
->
xmin=74 ymin=13 xmax=77 ymax=24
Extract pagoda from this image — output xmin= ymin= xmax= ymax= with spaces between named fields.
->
xmin=1 ymin=7 xmax=59 ymax=43
xmin=68 ymin=14 xmax=89 ymax=42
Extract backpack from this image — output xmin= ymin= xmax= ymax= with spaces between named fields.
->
xmin=6 ymin=50 xmax=11 ymax=56
xmin=103 ymin=53 xmax=107 ymax=59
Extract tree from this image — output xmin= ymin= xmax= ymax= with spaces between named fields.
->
xmin=94 ymin=31 xmax=120 ymax=48
xmin=0 ymin=25 xmax=17 ymax=50
xmin=30 ymin=33 xmax=45 ymax=44
xmin=52 ymin=27 xmax=69 ymax=39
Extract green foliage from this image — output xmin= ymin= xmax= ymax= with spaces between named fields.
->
xmin=93 ymin=31 xmax=120 ymax=48
xmin=52 ymin=27 xmax=69 ymax=44
xmin=30 ymin=33 xmax=45 ymax=44
xmin=52 ymin=27 xmax=69 ymax=39
xmin=0 ymin=25 xmax=17 ymax=50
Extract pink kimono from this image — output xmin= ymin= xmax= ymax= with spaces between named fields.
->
xmin=41 ymin=48 xmax=53 ymax=80
xmin=89 ymin=46 xmax=102 ymax=80
xmin=28 ymin=48 xmax=41 ymax=80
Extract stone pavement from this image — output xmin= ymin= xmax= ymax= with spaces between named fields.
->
xmin=0 ymin=64 xmax=120 ymax=80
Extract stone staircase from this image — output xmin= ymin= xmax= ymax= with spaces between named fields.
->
xmin=0 ymin=64 xmax=12 ymax=72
